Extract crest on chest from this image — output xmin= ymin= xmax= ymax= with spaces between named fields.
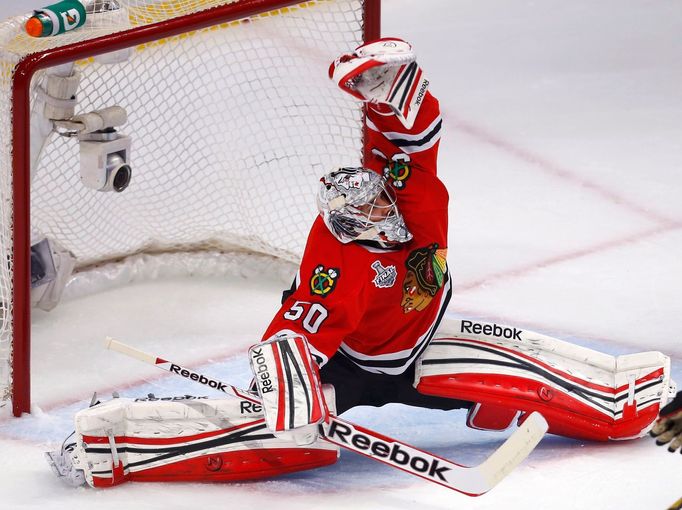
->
xmin=371 ymin=260 xmax=398 ymax=289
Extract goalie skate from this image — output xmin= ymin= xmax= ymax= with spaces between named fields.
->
xmin=45 ymin=442 xmax=86 ymax=487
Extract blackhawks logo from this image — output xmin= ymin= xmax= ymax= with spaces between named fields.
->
xmin=310 ymin=265 xmax=340 ymax=298
xmin=401 ymin=244 xmax=447 ymax=314
xmin=383 ymin=152 xmax=412 ymax=189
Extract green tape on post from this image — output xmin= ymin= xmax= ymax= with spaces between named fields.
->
xmin=25 ymin=0 xmax=86 ymax=38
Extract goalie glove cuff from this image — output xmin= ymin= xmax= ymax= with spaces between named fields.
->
xmin=329 ymin=37 xmax=428 ymax=129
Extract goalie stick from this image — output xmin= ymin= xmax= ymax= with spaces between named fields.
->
xmin=104 ymin=337 xmax=548 ymax=496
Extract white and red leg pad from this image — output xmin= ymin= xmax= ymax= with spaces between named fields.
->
xmin=415 ymin=319 xmax=676 ymax=441
xmin=70 ymin=393 xmax=338 ymax=488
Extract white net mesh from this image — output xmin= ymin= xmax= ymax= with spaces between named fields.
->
xmin=0 ymin=0 xmax=366 ymax=405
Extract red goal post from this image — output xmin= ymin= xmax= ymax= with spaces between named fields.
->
xmin=1 ymin=0 xmax=380 ymax=417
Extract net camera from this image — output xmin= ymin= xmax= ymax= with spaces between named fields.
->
xmin=79 ymin=128 xmax=132 ymax=192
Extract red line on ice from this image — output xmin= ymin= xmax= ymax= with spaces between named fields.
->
xmin=455 ymin=222 xmax=682 ymax=292
xmin=445 ymin=114 xmax=676 ymax=226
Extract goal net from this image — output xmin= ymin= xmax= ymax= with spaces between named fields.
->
xmin=0 ymin=0 xmax=377 ymax=416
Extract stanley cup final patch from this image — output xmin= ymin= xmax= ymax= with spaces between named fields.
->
xmin=371 ymin=260 xmax=397 ymax=288
xmin=310 ymin=265 xmax=340 ymax=298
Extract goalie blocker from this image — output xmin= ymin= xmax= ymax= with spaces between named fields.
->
xmin=415 ymin=318 xmax=676 ymax=441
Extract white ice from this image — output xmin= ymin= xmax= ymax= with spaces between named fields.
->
xmin=0 ymin=0 xmax=681 ymax=509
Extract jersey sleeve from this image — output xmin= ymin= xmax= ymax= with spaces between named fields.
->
xmin=364 ymin=92 xmax=449 ymax=249
xmin=261 ymin=217 xmax=366 ymax=366
xmin=364 ymin=91 xmax=442 ymax=177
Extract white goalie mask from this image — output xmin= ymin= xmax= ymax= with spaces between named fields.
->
xmin=317 ymin=167 xmax=412 ymax=248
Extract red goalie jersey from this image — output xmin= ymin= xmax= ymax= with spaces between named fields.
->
xmin=262 ymin=92 xmax=450 ymax=375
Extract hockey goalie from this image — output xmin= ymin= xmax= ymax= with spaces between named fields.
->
xmin=47 ymin=38 xmax=677 ymax=488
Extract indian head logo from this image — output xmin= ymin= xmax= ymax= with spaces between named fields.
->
xmin=401 ymin=244 xmax=447 ymax=313
xmin=310 ymin=265 xmax=340 ymax=298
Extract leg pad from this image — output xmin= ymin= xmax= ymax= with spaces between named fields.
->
xmin=416 ymin=319 xmax=675 ymax=441
xmin=71 ymin=396 xmax=338 ymax=487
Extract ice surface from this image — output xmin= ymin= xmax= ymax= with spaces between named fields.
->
xmin=0 ymin=0 xmax=680 ymax=508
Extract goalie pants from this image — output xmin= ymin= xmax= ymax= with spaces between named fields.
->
xmin=319 ymin=351 xmax=471 ymax=414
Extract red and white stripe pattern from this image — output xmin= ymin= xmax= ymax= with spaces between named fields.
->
xmin=366 ymin=113 xmax=442 ymax=155
xmin=249 ymin=334 xmax=327 ymax=433
xmin=382 ymin=61 xmax=428 ymax=128
xmin=84 ymin=420 xmax=269 ymax=486
xmin=328 ymin=38 xmax=427 ymax=128
xmin=415 ymin=319 xmax=673 ymax=440
xmin=73 ymin=397 xmax=338 ymax=487
xmin=419 ymin=337 xmax=666 ymax=419
xmin=102 ymin=338 xmax=548 ymax=495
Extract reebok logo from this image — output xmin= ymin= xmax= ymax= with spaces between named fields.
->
xmin=461 ymin=320 xmax=522 ymax=340
xmin=250 ymin=347 xmax=274 ymax=393
xmin=240 ymin=400 xmax=263 ymax=414
xmin=134 ymin=394 xmax=208 ymax=402
xmin=414 ymin=79 xmax=429 ymax=106
xmin=326 ymin=420 xmax=451 ymax=482
xmin=169 ymin=364 xmax=227 ymax=392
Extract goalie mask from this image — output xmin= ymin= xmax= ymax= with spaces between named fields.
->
xmin=317 ymin=167 xmax=412 ymax=248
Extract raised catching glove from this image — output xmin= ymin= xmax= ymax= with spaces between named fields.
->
xmin=249 ymin=332 xmax=328 ymax=445
xmin=650 ymin=391 xmax=682 ymax=453
xmin=329 ymin=37 xmax=428 ymax=129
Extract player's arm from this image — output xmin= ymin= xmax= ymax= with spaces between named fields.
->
xmin=329 ymin=37 xmax=442 ymax=174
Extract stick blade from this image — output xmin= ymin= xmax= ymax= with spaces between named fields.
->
xmin=104 ymin=337 xmax=158 ymax=365
xmin=474 ymin=411 xmax=548 ymax=494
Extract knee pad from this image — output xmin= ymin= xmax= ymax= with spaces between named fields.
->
xmin=415 ymin=319 xmax=676 ymax=441
xmin=71 ymin=393 xmax=339 ymax=487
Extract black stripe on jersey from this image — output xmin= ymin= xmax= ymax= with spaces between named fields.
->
xmin=340 ymin=272 xmax=452 ymax=373
xmin=390 ymin=119 xmax=442 ymax=149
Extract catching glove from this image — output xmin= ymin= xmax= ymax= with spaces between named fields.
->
xmin=329 ymin=37 xmax=428 ymax=129
xmin=650 ymin=390 xmax=682 ymax=453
